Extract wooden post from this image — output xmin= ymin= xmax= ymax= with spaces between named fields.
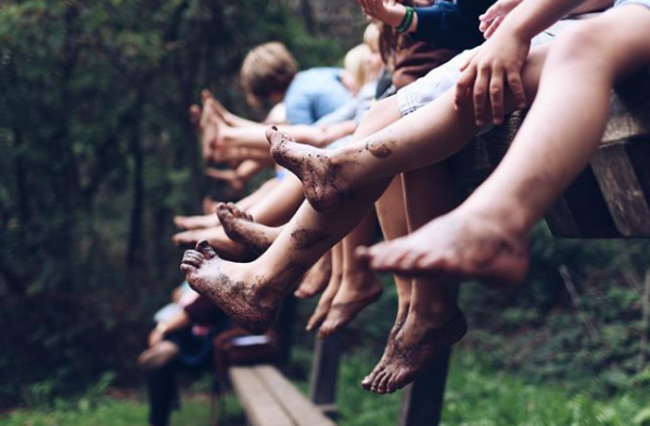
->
xmin=398 ymin=348 xmax=452 ymax=426
xmin=274 ymin=295 xmax=297 ymax=369
xmin=308 ymin=334 xmax=342 ymax=419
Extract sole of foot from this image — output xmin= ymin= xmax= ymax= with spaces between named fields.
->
xmin=357 ymin=212 xmax=529 ymax=288
xmin=368 ymin=310 xmax=468 ymax=394
xmin=266 ymin=126 xmax=346 ymax=213
xmin=180 ymin=241 xmax=279 ymax=334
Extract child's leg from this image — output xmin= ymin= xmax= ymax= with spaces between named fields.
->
xmin=318 ymin=210 xmax=383 ymax=338
xmin=371 ymin=164 xmax=465 ymax=394
xmin=270 ymin=46 xmax=552 ymax=214
xmin=217 ymin=203 xmax=282 ymax=254
xmin=294 ymin=251 xmax=332 ymax=299
xmin=245 ymin=175 xmax=304 ymax=227
xmin=307 ymin=244 xmax=343 ymax=331
xmin=365 ymin=7 xmax=650 ymax=283
xmin=362 ymin=176 xmax=413 ymax=389
xmin=180 ymin=98 xmax=403 ymax=333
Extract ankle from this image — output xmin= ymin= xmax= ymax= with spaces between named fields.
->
xmin=456 ymin=200 xmax=532 ymax=236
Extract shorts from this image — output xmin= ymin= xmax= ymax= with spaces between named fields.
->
xmin=395 ymin=17 xmax=587 ymax=124
xmin=615 ymin=0 xmax=650 ymax=8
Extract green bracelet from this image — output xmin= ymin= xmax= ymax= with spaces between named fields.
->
xmin=396 ymin=6 xmax=414 ymax=33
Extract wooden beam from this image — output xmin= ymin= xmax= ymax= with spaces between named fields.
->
xmin=309 ymin=334 xmax=342 ymax=418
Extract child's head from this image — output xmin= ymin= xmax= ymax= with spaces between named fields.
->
xmin=240 ymin=42 xmax=299 ymax=106
xmin=341 ymin=44 xmax=372 ymax=95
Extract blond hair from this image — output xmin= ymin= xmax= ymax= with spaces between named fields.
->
xmin=240 ymin=42 xmax=299 ymax=106
xmin=363 ymin=22 xmax=381 ymax=54
xmin=344 ymin=44 xmax=372 ymax=94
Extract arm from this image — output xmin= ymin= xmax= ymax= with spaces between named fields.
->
xmin=357 ymin=0 xmax=485 ymax=51
xmin=149 ymin=310 xmax=191 ymax=347
xmin=455 ymin=0 xmax=593 ymax=126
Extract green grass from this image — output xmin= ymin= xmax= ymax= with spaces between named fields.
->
xmin=3 ymin=351 xmax=650 ymax=426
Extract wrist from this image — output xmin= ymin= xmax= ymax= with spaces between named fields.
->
xmin=385 ymin=4 xmax=407 ymax=28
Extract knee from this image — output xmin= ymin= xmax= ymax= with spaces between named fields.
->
xmin=547 ymin=23 xmax=605 ymax=70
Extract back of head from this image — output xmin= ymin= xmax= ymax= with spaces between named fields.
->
xmin=240 ymin=42 xmax=299 ymax=106
xmin=343 ymin=44 xmax=372 ymax=95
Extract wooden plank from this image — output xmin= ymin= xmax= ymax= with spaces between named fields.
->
xmin=308 ymin=334 xmax=341 ymax=416
xmin=590 ymin=140 xmax=650 ymax=237
xmin=545 ymin=166 xmax=620 ymax=238
xmin=255 ymin=365 xmax=337 ymax=426
xmin=229 ymin=367 xmax=293 ymax=426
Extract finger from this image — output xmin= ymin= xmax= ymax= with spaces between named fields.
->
xmin=506 ymin=67 xmax=527 ymax=109
xmin=479 ymin=3 xmax=502 ymax=25
xmin=455 ymin=65 xmax=477 ymax=110
xmin=473 ymin=65 xmax=491 ymax=126
xmin=484 ymin=15 xmax=502 ymax=39
xmin=489 ymin=67 xmax=505 ymax=125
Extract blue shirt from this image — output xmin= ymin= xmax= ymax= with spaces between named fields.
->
xmin=284 ymin=68 xmax=352 ymax=125
xmin=412 ymin=0 xmax=496 ymax=51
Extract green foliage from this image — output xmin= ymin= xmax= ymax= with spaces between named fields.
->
xmin=0 ymin=0 xmax=363 ymax=406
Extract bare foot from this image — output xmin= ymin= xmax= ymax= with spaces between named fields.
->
xmin=358 ymin=211 xmax=529 ymax=287
xmin=306 ymin=270 xmax=342 ymax=332
xmin=318 ymin=272 xmax=383 ymax=338
xmin=266 ymin=126 xmax=348 ymax=213
xmin=173 ymin=214 xmax=220 ymax=230
xmin=369 ymin=310 xmax=467 ymax=394
xmin=216 ymin=202 xmax=280 ymax=255
xmin=361 ymin=312 xmax=407 ymax=391
xmin=180 ymin=241 xmax=304 ymax=333
xmin=172 ymin=227 xmax=251 ymax=261
xmin=294 ymin=253 xmax=332 ymax=299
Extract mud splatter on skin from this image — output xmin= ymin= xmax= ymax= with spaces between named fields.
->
xmin=290 ymin=228 xmax=329 ymax=251
xmin=217 ymin=204 xmax=279 ymax=255
xmin=364 ymin=137 xmax=393 ymax=159
xmin=182 ymin=248 xmax=308 ymax=334
xmin=267 ymin=127 xmax=350 ymax=212
xmin=369 ymin=311 xmax=467 ymax=394
xmin=362 ymin=313 xmax=408 ymax=390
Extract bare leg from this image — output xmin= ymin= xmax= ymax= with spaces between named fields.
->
xmin=246 ymin=174 xmax=305 ymax=227
xmin=362 ymin=176 xmax=413 ymax=389
xmin=294 ymin=252 xmax=332 ymax=299
xmin=365 ymin=10 xmax=650 ymax=284
xmin=306 ymin=244 xmax=343 ymax=331
xmin=217 ymin=202 xmax=282 ymax=254
xmin=319 ymin=211 xmax=383 ymax=338
xmin=173 ymin=178 xmax=279 ymax=231
xmin=371 ymin=164 xmax=465 ymax=394
xmin=180 ymin=90 xmax=481 ymax=332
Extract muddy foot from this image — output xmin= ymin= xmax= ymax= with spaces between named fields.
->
xmin=358 ymin=211 xmax=529 ymax=287
xmin=266 ymin=126 xmax=348 ymax=213
xmin=361 ymin=314 xmax=407 ymax=391
xmin=180 ymin=241 xmax=282 ymax=334
xmin=368 ymin=310 xmax=467 ymax=394
xmin=318 ymin=274 xmax=383 ymax=338
xmin=216 ymin=202 xmax=280 ymax=255
xmin=294 ymin=253 xmax=332 ymax=299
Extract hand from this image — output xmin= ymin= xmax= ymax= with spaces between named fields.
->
xmin=454 ymin=30 xmax=530 ymax=126
xmin=148 ymin=324 xmax=167 ymax=347
xmin=478 ymin=0 xmax=524 ymax=38
xmin=356 ymin=0 xmax=406 ymax=27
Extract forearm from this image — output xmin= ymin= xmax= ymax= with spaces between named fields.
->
xmin=158 ymin=310 xmax=191 ymax=335
xmin=499 ymin=0 xmax=591 ymax=40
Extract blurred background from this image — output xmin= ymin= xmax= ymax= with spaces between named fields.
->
xmin=1 ymin=1 xmax=650 ymax=425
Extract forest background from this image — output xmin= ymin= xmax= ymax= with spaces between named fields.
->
xmin=2 ymin=0 xmax=650 ymax=420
